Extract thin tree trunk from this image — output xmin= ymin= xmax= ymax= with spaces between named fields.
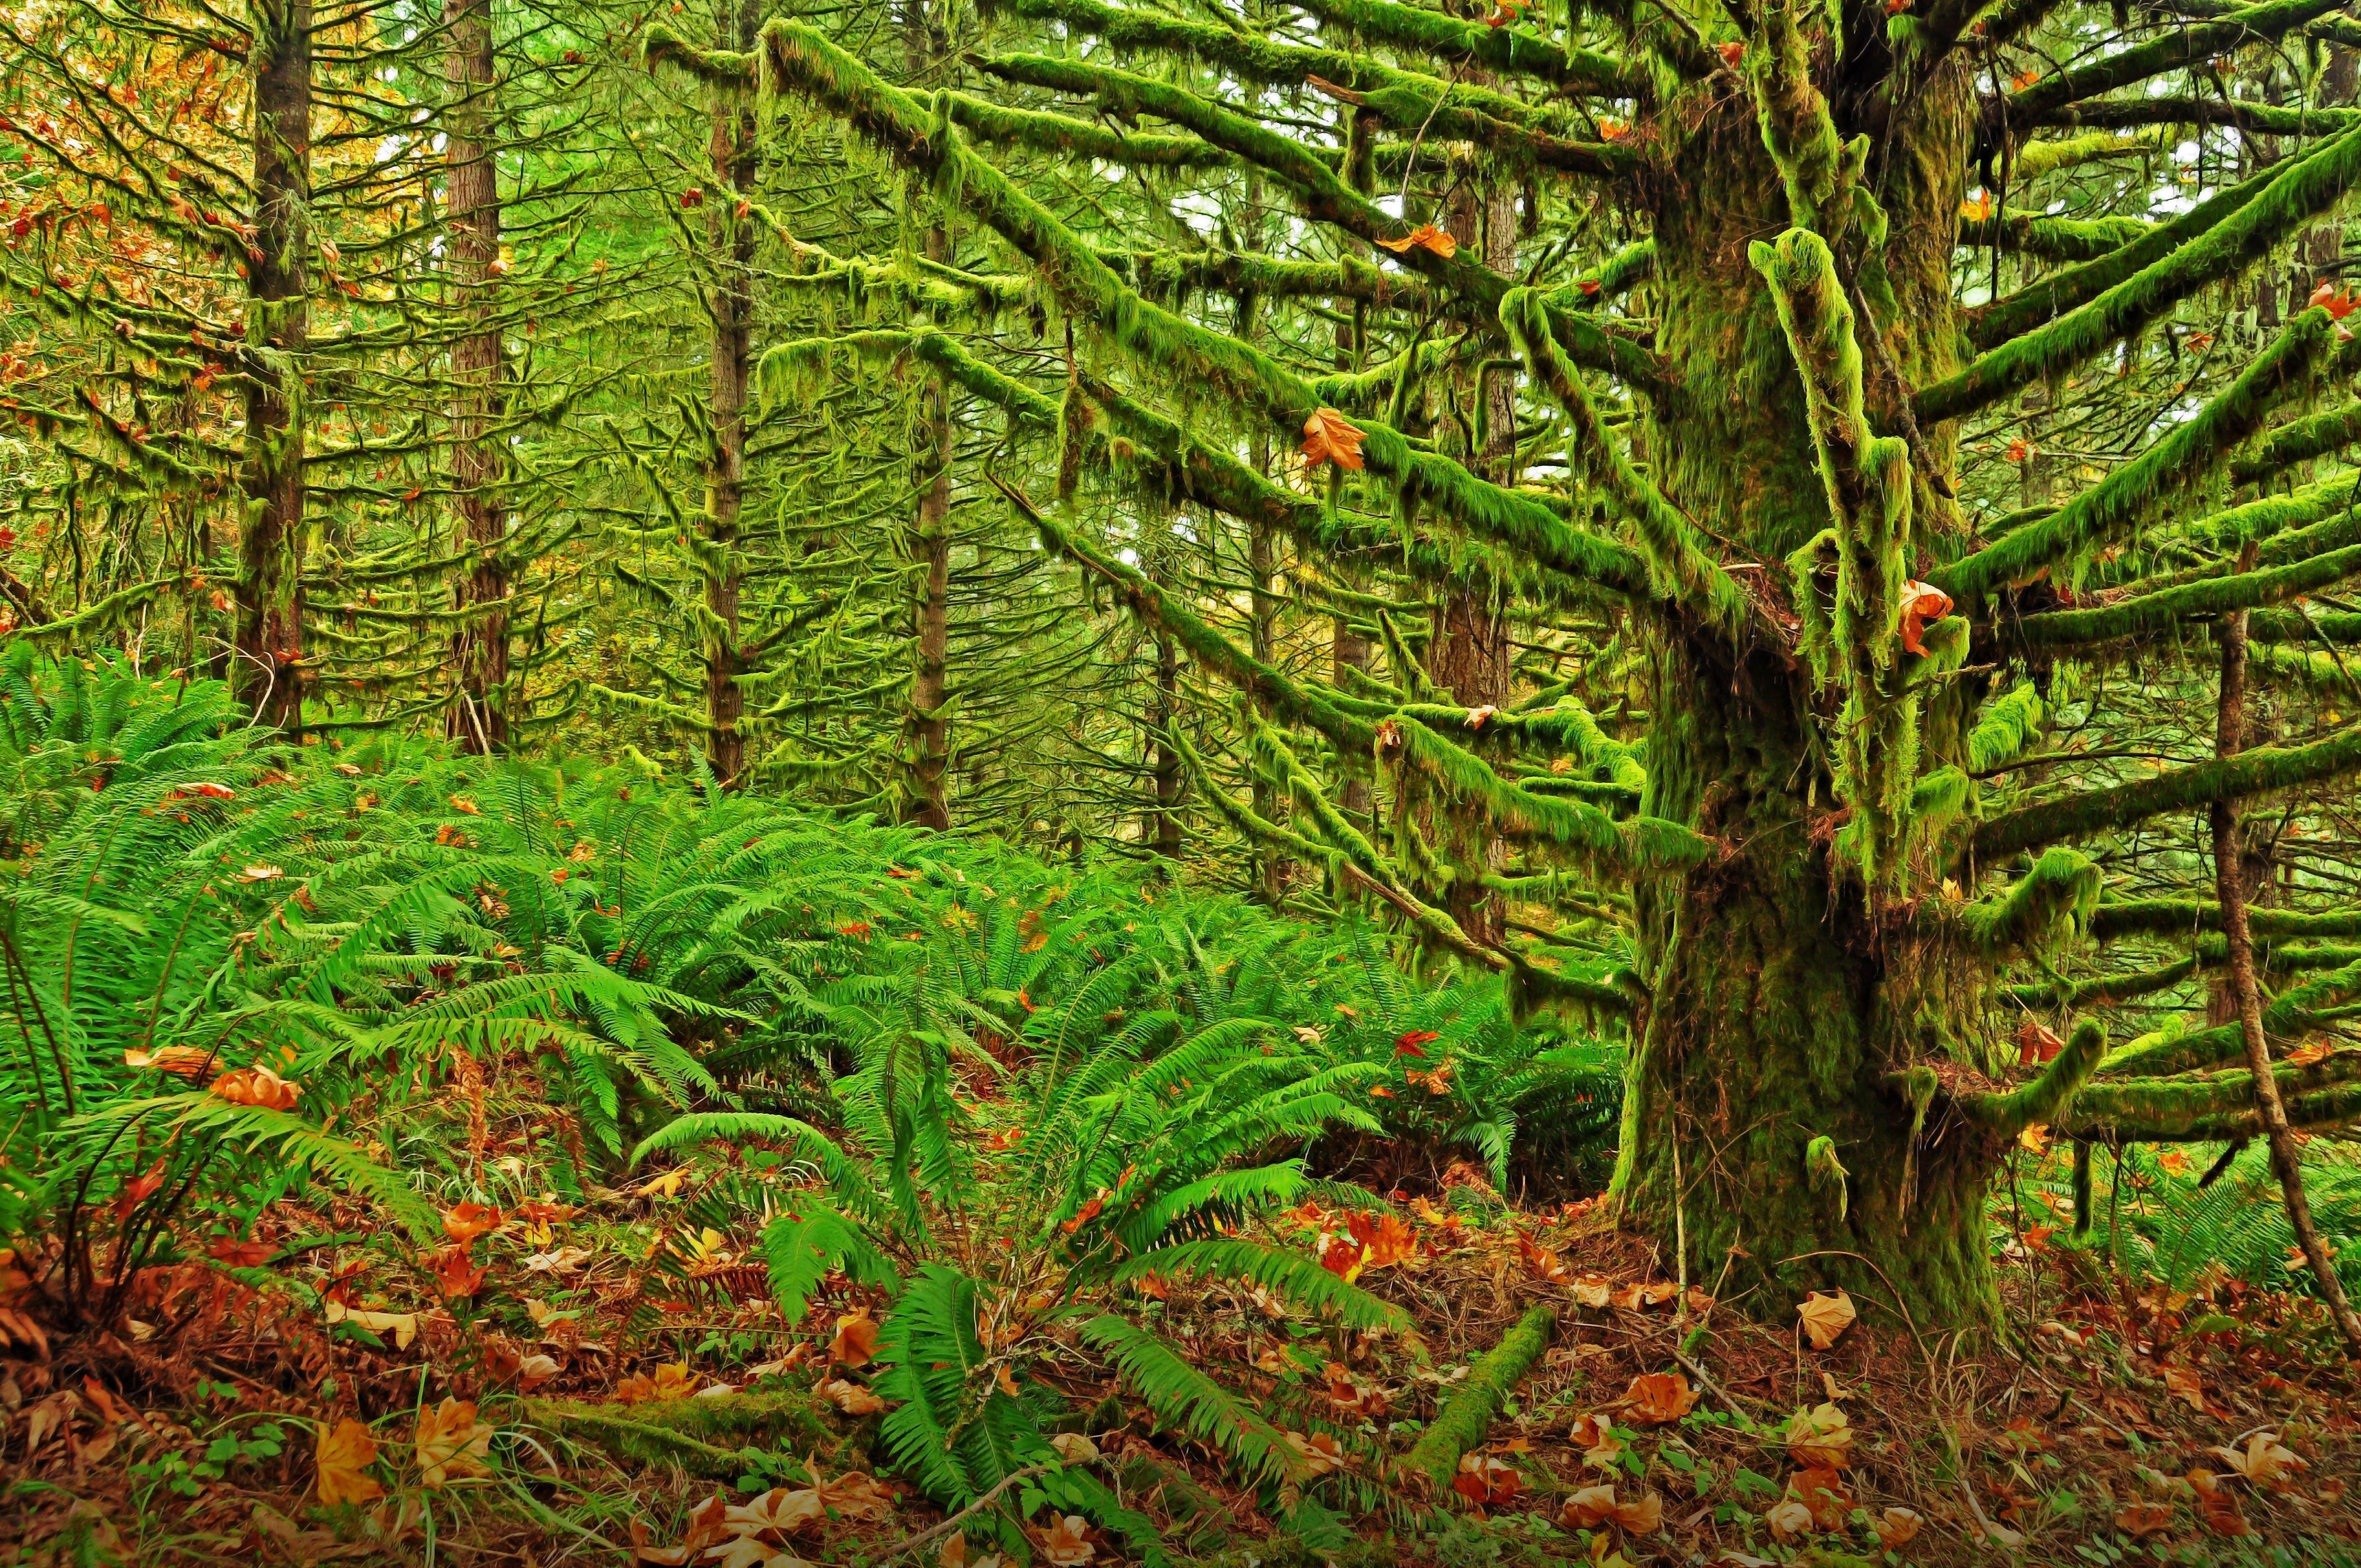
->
xmin=236 ymin=0 xmax=311 ymax=733
xmin=445 ymin=0 xmax=508 ymax=754
xmin=703 ymin=0 xmax=757 ymax=787
xmin=2212 ymin=573 xmax=2361 ymax=1352
xmin=900 ymin=0 xmax=953 ymax=830
xmin=1247 ymin=512 xmax=1284 ymax=901
xmin=1150 ymin=624 xmax=1184 ymax=864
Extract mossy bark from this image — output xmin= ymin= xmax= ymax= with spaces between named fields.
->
xmin=444 ymin=0 xmax=509 ymax=755
xmin=1612 ymin=70 xmax=2006 ymax=1329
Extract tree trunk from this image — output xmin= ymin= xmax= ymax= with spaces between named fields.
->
xmin=900 ymin=0 xmax=953 ymax=831
xmin=2211 ymin=571 xmax=2361 ymax=1349
xmin=236 ymin=0 xmax=311 ymax=734
xmin=1611 ymin=76 xmax=2010 ymax=1325
xmin=1247 ymin=513 xmax=1285 ymax=901
xmin=445 ymin=0 xmax=508 ymax=754
xmin=703 ymin=0 xmax=757 ymax=787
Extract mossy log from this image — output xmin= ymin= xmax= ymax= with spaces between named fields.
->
xmin=521 ymin=1390 xmax=839 ymax=1477
xmin=1401 ymin=1304 xmax=1555 ymax=1491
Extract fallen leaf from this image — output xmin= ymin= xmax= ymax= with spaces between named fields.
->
xmin=2017 ymin=1020 xmax=2064 ymax=1068
xmin=1034 ymin=1513 xmax=1095 ymax=1566
xmin=1783 ymin=1402 xmax=1852 ymax=1469
xmin=1788 ymin=1467 xmax=1853 ymax=1529
xmin=443 ymin=1203 xmax=503 ymax=1243
xmin=818 ymin=1470 xmax=896 ymax=1521
xmin=1876 ymin=1506 xmax=1923 ymax=1548
xmin=1049 ymin=1432 xmax=1100 ymax=1464
xmin=525 ymin=1245 xmax=595 ymax=1275
xmin=314 ymin=1418 xmax=383 ymax=1505
xmin=1797 ymin=1290 xmax=1856 ymax=1349
xmin=829 ymin=1310 xmax=879 ymax=1369
xmin=1566 ymin=1273 xmax=1613 ymax=1308
xmin=1616 ymin=1371 xmax=1698 ymax=1425
xmin=1570 ymin=1412 xmax=1623 ymax=1468
xmin=1513 ymin=1229 xmax=1570 ymax=1284
xmin=414 ymin=1397 xmax=493 ymax=1488
xmin=430 ymin=1244 xmax=486 ymax=1299
xmin=2213 ymin=1432 xmax=2304 ymax=1488
xmin=324 ymin=1300 xmax=418 ymax=1350
xmin=1286 ymin=1430 xmax=1343 ymax=1476
xmin=817 ymin=1376 xmax=885 ymax=1414
xmin=1451 ymin=1452 xmax=1522 ymax=1506
xmin=2114 ymin=1500 xmax=2175 ymax=1537
xmin=1374 ymin=224 xmax=1457 ymax=258
xmin=2162 ymin=1364 xmax=2207 ymax=1413
xmin=123 ymin=1044 xmax=215 ymax=1077
xmin=1301 ymin=407 xmax=1366 ymax=471
xmin=210 ymin=1063 xmax=302 ymax=1110
xmin=1764 ymin=1496 xmax=1816 ymax=1539
xmin=725 ymin=1487 xmax=825 ymax=1536
xmin=1350 ymin=1212 xmax=1416 ymax=1270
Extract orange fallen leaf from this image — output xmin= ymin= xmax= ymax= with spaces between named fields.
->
xmin=818 ymin=1376 xmax=885 ymax=1414
xmin=1617 ymin=1370 xmax=1698 ymax=1425
xmin=1348 ymin=1212 xmax=1416 ymax=1270
xmin=123 ymin=1044 xmax=215 ymax=1077
xmin=413 ymin=1397 xmax=493 ymax=1488
xmin=2162 ymin=1364 xmax=2207 ymax=1413
xmin=443 ymin=1202 xmax=503 ymax=1243
xmin=314 ymin=1418 xmax=383 ymax=1505
xmin=209 ymin=1063 xmax=302 ymax=1110
xmin=830 ymin=1309 xmax=880 ymax=1369
xmin=1286 ymin=1430 xmax=1344 ymax=1476
xmin=1452 ymin=1452 xmax=1522 ymax=1506
xmin=1035 ymin=1513 xmax=1096 ymax=1566
xmin=1898 ymin=580 xmax=1954 ymax=655
xmin=2114 ymin=1500 xmax=2175 ymax=1537
xmin=1797 ymin=1289 xmax=1856 ymax=1349
xmin=1876 ymin=1506 xmax=1923 ymax=1548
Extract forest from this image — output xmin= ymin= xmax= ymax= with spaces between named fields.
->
xmin=4 ymin=0 xmax=2361 ymax=1561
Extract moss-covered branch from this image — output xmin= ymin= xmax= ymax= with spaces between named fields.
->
xmin=1955 ymin=847 xmax=2101 ymax=957
xmin=1972 ymin=716 xmax=2361 ymax=861
xmin=1500 ymin=287 xmax=1757 ymax=639
xmin=2000 ymin=0 xmax=2351 ymax=122
xmin=1931 ymin=126 xmax=2361 ymax=412
xmin=2061 ymin=1050 xmax=2361 ymax=1141
xmin=2006 ymin=541 xmax=2361 ymax=651
xmin=2093 ymin=956 xmax=2361 ymax=1076
xmin=1955 ymin=210 xmax=2155 ymax=261
xmin=1935 ymin=311 xmax=2333 ymax=602
xmin=2090 ymin=898 xmax=2361 ymax=940
xmin=1956 ymin=1020 xmax=2107 ymax=1137
xmin=1401 ymin=1304 xmax=1555 ymax=1491
xmin=1286 ymin=0 xmax=1656 ymax=94
xmin=758 ymin=22 xmax=1655 ymax=602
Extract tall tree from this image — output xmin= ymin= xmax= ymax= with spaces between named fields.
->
xmin=444 ymin=0 xmax=510 ymax=753
xmin=729 ymin=0 xmax=2361 ymax=1328
xmin=236 ymin=0 xmax=313 ymax=731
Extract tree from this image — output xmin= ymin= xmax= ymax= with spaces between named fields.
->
xmin=715 ymin=0 xmax=2361 ymax=1331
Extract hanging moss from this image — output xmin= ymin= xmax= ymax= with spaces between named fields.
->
xmin=1957 ymin=1020 xmax=2107 ymax=1137
xmin=1955 ymin=847 xmax=2102 ymax=959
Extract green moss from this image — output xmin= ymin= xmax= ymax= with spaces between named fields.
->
xmin=1924 ymin=131 xmax=2361 ymax=424
xmin=1937 ymin=311 xmax=2333 ymax=602
xmin=1401 ymin=1304 xmax=1555 ymax=1491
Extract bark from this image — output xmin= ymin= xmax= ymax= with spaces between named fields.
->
xmin=235 ymin=0 xmax=311 ymax=733
xmin=899 ymin=0 xmax=954 ymax=831
xmin=1245 ymin=513 xmax=1285 ymax=901
xmin=2211 ymin=573 xmax=2361 ymax=1352
xmin=1611 ymin=69 xmax=2013 ymax=1326
xmin=703 ymin=0 xmax=758 ymax=787
xmin=445 ymin=0 xmax=508 ymax=754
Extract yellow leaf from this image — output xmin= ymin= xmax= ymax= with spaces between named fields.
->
xmin=1796 ymin=1289 xmax=1856 ymax=1350
xmin=1300 ymin=407 xmax=1366 ymax=471
xmin=413 ymin=1397 xmax=492 ymax=1488
xmin=314 ymin=1418 xmax=383 ymax=1505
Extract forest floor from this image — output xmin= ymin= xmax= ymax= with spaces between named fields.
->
xmin=4 ymin=1156 xmax=2357 ymax=1568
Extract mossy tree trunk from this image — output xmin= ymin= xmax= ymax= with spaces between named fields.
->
xmin=235 ymin=0 xmax=312 ymax=734
xmin=444 ymin=0 xmax=509 ymax=755
xmin=701 ymin=0 xmax=758 ymax=788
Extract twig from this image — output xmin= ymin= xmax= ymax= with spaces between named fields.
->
xmin=874 ymin=1462 xmax=1055 ymax=1565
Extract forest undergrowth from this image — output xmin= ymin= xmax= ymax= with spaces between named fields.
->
xmin=3 ymin=659 xmax=2358 ymax=1568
